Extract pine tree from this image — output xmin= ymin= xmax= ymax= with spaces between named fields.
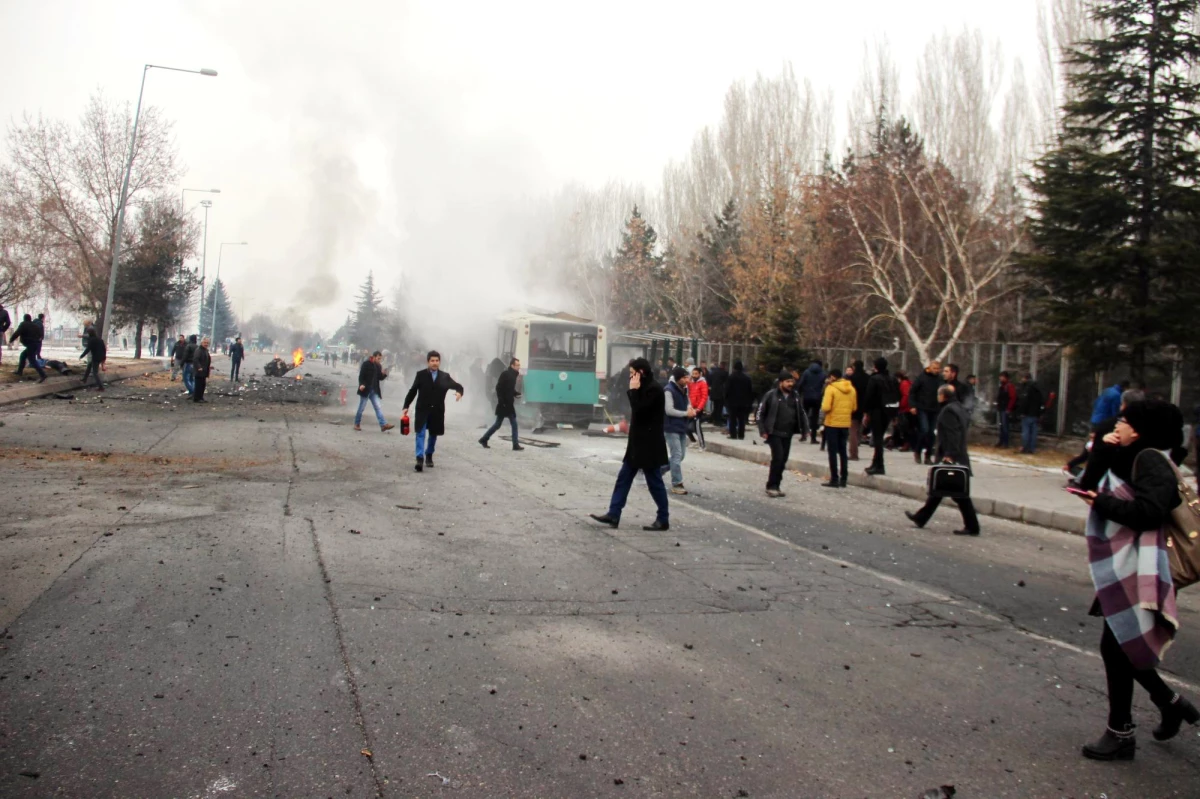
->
xmin=758 ymin=305 xmax=810 ymax=374
xmin=350 ymin=272 xmax=384 ymax=347
xmin=199 ymin=278 xmax=237 ymax=343
xmin=609 ymin=206 xmax=670 ymax=330
xmin=1021 ymin=0 xmax=1200 ymax=381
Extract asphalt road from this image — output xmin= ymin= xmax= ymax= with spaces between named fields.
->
xmin=1 ymin=352 xmax=1198 ymax=798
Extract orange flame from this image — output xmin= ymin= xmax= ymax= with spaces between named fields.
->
xmin=292 ymin=348 xmax=304 ymax=368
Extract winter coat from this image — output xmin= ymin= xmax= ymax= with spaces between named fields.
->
xmin=934 ymin=399 xmax=972 ymax=471
xmin=171 ymin=340 xmax=186 ymax=361
xmin=357 ymin=359 xmax=387 ymax=397
xmin=910 ymin=370 xmax=943 ymax=413
xmin=494 ymin=367 xmax=520 ymax=417
xmin=688 ymin=377 xmax=709 ymax=411
xmin=707 ymin=366 xmax=728 ymax=401
xmin=80 ymin=334 xmax=107 ymax=364
xmin=725 ymin=369 xmax=754 ymax=408
xmin=848 ymin=369 xmax=869 ymax=419
xmin=623 ymin=376 xmax=669 ymax=470
xmin=1016 ymin=380 xmax=1045 ymax=418
xmin=229 ymin=342 xmax=245 ymax=363
xmin=403 ymin=369 xmax=465 ymax=437
xmin=0 ymin=307 xmax=9 ymax=335
xmin=1091 ymin=384 xmax=1124 ymax=426
xmin=821 ymin=379 xmax=857 ymax=429
xmin=193 ymin=346 xmax=211 ymax=378
xmin=9 ymin=320 xmax=38 ymax=347
xmin=798 ymin=362 xmax=827 ymax=403
xmin=757 ymin=387 xmax=807 ymax=438
xmin=996 ymin=381 xmax=1017 ymax=413
xmin=863 ymin=369 xmax=897 ymax=415
xmin=664 ymin=381 xmax=690 ymax=435
xmin=183 ymin=341 xmax=198 ymax=364
xmin=1092 ymin=447 xmax=1181 ymax=531
xmin=898 ymin=378 xmax=912 ymax=414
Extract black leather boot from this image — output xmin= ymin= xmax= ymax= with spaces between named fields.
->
xmin=1081 ymin=726 xmax=1136 ymax=761
xmin=1153 ymin=694 xmax=1200 ymax=741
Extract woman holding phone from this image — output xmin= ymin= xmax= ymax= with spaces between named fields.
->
xmin=1071 ymin=399 xmax=1194 ymax=761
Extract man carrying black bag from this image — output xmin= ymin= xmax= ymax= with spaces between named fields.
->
xmin=904 ymin=384 xmax=981 ymax=536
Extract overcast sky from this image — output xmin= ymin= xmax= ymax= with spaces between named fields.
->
xmin=0 ymin=0 xmax=1046 ymax=332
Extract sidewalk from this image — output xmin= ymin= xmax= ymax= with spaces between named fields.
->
xmin=704 ymin=431 xmax=1089 ymax=535
xmin=0 ymin=360 xmax=167 ymax=406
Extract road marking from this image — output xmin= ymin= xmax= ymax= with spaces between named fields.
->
xmin=684 ymin=500 xmax=1200 ymax=693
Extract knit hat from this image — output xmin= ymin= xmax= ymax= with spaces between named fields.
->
xmin=1122 ymin=400 xmax=1184 ymax=451
xmin=779 ymin=370 xmax=793 ymax=382
xmin=671 ymin=367 xmax=688 ymax=382
xmin=874 ymin=356 xmax=888 ymax=372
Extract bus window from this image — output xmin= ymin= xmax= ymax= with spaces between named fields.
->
xmin=569 ymin=333 xmax=596 ymax=359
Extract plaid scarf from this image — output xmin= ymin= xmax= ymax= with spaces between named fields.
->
xmin=1087 ymin=470 xmax=1179 ymax=670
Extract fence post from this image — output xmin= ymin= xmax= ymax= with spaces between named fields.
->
xmin=1000 ymin=343 xmax=1008 ymax=374
xmin=972 ymin=343 xmax=980 ymax=381
xmin=1058 ymin=349 xmax=1070 ymax=437
xmin=1031 ymin=344 xmax=1039 ymax=379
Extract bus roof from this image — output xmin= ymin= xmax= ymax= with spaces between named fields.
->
xmin=498 ymin=309 xmax=601 ymax=327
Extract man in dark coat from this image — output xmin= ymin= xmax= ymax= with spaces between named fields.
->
xmin=757 ymin=370 xmax=808 ymax=497
xmin=192 ymin=337 xmax=212 ymax=402
xmin=33 ymin=313 xmax=45 ymax=360
xmin=862 ymin=357 xmax=898 ymax=476
xmin=170 ymin=334 xmax=186 ymax=381
xmin=9 ymin=314 xmax=47 ymax=381
xmin=707 ymin=361 xmax=728 ymax=425
xmin=847 ymin=360 xmax=870 ymax=460
xmin=354 ymin=350 xmax=394 ymax=432
xmin=797 ymin=360 xmax=826 ymax=444
xmin=590 ymin=358 xmax=670 ymax=531
xmin=905 ymin=384 xmax=980 ymax=535
xmin=1017 ymin=373 xmax=1045 ymax=454
xmin=724 ymin=360 xmax=755 ymax=440
xmin=909 ymin=360 xmax=944 ymax=464
xmin=80 ymin=327 xmax=106 ymax=390
xmin=479 ymin=357 xmax=524 ymax=451
xmin=403 ymin=350 xmax=464 ymax=472
xmin=229 ymin=337 xmax=245 ymax=382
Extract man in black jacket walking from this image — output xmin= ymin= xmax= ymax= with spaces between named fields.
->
xmin=905 ymin=384 xmax=980 ymax=535
xmin=192 ymin=338 xmax=212 ymax=402
xmin=80 ymin=327 xmax=106 ymax=390
xmin=354 ymin=350 xmax=395 ymax=432
xmin=862 ymin=357 xmax=897 ymax=476
xmin=229 ymin=337 xmax=245 ymax=382
xmin=724 ymin=361 xmax=754 ymax=440
xmin=10 ymin=314 xmax=47 ymax=381
xmin=757 ymin=370 xmax=808 ymax=498
xmin=479 ymin=357 xmax=524 ymax=451
xmin=403 ymin=350 xmax=464 ymax=472
xmin=590 ymin=358 xmax=670 ymax=531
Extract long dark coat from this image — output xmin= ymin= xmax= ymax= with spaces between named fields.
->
xmin=404 ymin=369 xmax=464 ymax=436
xmin=624 ymin=377 xmax=669 ymax=470
xmin=357 ymin=359 xmax=387 ymax=397
xmin=494 ymin=367 xmax=520 ymax=417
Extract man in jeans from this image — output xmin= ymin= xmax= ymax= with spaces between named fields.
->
xmin=354 ymin=350 xmax=395 ymax=432
xmin=757 ymin=370 xmax=808 ymax=497
xmin=181 ymin=335 xmax=198 ymax=396
xmin=995 ymin=371 xmax=1017 ymax=447
xmin=1017 ymin=373 xmax=1045 ymax=454
xmin=909 ymin=360 xmax=943 ymax=464
xmin=663 ymin=367 xmax=695 ymax=495
xmin=170 ymin=334 xmax=186 ymax=381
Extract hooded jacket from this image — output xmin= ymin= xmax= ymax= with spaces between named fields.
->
xmin=821 ymin=379 xmax=857 ymax=428
xmin=798 ymin=362 xmax=827 ymax=403
xmin=688 ymin=376 xmax=709 ymax=411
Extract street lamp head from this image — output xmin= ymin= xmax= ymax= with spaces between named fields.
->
xmin=209 ymin=189 xmax=221 ymax=193
xmin=199 ymin=200 xmax=212 ymax=207
xmin=200 ymin=68 xmax=218 ymax=77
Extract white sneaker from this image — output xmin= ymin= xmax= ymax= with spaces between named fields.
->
xmin=671 ymin=485 xmax=689 ymax=495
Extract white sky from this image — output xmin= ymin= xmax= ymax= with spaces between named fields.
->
xmin=0 ymin=0 xmax=1046 ymax=332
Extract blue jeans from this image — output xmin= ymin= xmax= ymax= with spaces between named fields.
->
xmin=183 ymin=363 xmax=195 ymax=394
xmin=482 ymin=413 xmax=519 ymax=447
xmin=230 ymin=359 xmax=242 ymax=381
xmin=1021 ymin=416 xmax=1039 ymax=453
xmin=665 ymin=431 xmax=687 ymax=486
xmin=825 ymin=426 xmax=849 ymax=483
xmin=917 ymin=409 xmax=938 ymax=456
xmin=606 ymin=462 xmax=669 ymax=524
xmin=355 ymin=392 xmax=385 ymax=427
xmin=416 ymin=425 xmax=438 ymax=459
xmin=997 ymin=409 xmax=1010 ymax=447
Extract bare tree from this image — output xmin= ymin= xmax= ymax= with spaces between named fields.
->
xmin=0 ymin=92 xmax=182 ymax=322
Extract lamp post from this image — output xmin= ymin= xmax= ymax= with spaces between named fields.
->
xmin=181 ymin=187 xmax=220 ymax=208
xmin=210 ymin=241 xmax=248 ymax=342
xmin=100 ymin=64 xmax=217 ymax=339
xmin=194 ymin=200 xmax=212 ymax=334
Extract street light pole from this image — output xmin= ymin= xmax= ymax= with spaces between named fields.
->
xmin=210 ymin=241 xmax=248 ymax=342
xmin=101 ymin=64 xmax=217 ymax=339
xmin=197 ymin=200 xmax=211 ymax=334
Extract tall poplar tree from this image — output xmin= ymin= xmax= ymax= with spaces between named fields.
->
xmin=1022 ymin=0 xmax=1200 ymax=381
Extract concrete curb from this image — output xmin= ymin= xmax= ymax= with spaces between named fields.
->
xmin=0 ymin=363 xmax=167 ymax=407
xmin=704 ymin=440 xmax=1088 ymax=536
